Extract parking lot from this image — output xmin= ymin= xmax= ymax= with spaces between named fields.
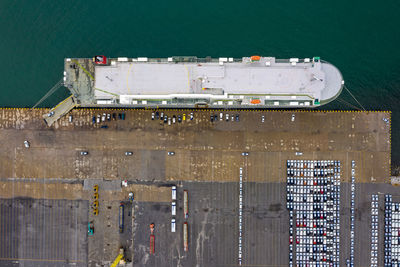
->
xmin=0 ymin=108 xmax=392 ymax=266
xmin=133 ymin=180 xmax=288 ymax=267
xmin=0 ymin=198 xmax=88 ymax=267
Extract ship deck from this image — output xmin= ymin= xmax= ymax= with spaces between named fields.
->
xmin=93 ymin=59 xmax=342 ymax=100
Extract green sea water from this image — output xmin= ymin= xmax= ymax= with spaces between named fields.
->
xmin=0 ymin=1 xmax=399 ymax=167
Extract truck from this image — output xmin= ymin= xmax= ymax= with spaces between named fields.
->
xmin=183 ymin=190 xmax=189 ymax=219
xmin=171 ymin=219 xmax=176 ymax=233
xmin=171 ymin=186 xmax=177 ymax=200
xmin=119 ymin=203 xmax=124 ymax=233
xmin=150 ymin=235 xmax=155 ymax=254
xmin=172 ymin=201 xmax=176 ymax=216
xmin=183 ymin=222 xmax=188 ymax=251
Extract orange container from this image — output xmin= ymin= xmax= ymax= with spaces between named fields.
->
xmin=251 ymin=55 xmax=261 ymax=61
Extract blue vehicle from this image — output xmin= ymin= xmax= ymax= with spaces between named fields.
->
xmin=88 ymin=221 xmax=94 ymax=236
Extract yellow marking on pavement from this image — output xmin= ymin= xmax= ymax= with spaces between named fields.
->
xmin=94 ymin=87 xmax=119 ymax=97
xmin=52 ymin=95 xmax=73 ymax=110
xmin=72 ymin=60 xmax=94 ymax=80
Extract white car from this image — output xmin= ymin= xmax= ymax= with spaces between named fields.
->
xmin=171 ymin=202 xmax=176 ymax=215
xmin=69 ymin=115 xmax=73 ymax=122
xmin=168 ymin=151 xmax=175 ymax=156
xmin=261 ymin=115 xmax=265 ymax=123
xmin=24 ymin=140 xmax=30 ymax=148
xmin=295 ymin=152 xmax=303 ymax=156
xmin=219 ymin=113 xmax=223 ymax=121
xmin=171 ymin=186 xmax=177 ymax=200
xmin=241 ymin=152 xmax=249 ymax=156
xmin=291 ymin=114 xmax=295 ymax=121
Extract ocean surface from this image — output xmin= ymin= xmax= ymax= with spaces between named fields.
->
xmin=0 ymin=1 xmax=399 ymax=167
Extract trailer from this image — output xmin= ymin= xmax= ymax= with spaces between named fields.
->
xmin=183 ymin=222 xmax=188 ymax=252
xmin=150 ymin=234 xmax=155 ymax=254
xmin=184 ymin=190 xmax=189 ymax=219
xmin=119 ymin=203 xmax=124 ymax=233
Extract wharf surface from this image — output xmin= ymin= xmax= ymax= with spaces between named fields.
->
xmin=0 ymin=108 xmax=391 ymax=267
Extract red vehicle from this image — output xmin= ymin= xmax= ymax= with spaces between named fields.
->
xmin=150 ymin=235 xmax=155 ymax=254
xmin=94 ymin=55 xmax=107 ymax=65
xmin=149 ymin=223 xmax=155 ymax=254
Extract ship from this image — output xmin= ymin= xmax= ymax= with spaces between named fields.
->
xmin=63 ymin=55 xmax=343 ymax=109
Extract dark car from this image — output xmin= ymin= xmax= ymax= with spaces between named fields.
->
xmin=101 ymin=125 xmax=108 ymax=129
xmin=92 ymin=116 xmax=96 ymax=124
xmin=236 ymin=114 xmax=240 ymax=122
xmin=121 ymin=113 xmax=125 ymax=120
xmin=112 ymin=113 xmax=116 ymax=120
xmin=178 ymin=115 xmax=182 ymax=123
xmin=164 ymin=116 xmax=168 ymax=123
xmin=118 ymin=113 xmax=122 ymax=120
xmin=210 ymin=115 xmax=214 ymax=122
xmin=155 ymin=111 xmax=159 ymax=119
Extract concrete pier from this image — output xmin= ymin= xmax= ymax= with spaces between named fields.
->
xmin=0 ymin=108 xmax=391 ymax=266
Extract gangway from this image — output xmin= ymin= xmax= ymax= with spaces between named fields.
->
xmin=110 ymin=248 xmax=125 ymax=267
xmin=43 ymin=95 xmax=78 ymax=126
xmin=31 ymin=79 xmax=64 ymax=109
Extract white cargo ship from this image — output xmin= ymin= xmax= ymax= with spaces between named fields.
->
xmin=64 ymin=55 xmax=343 ymax=108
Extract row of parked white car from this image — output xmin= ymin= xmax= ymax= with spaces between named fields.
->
xmin=287 ymin=160 xmax=341 ymax=169
xmin=348 ymin=161 xmax=356 ymax=267
xmin=370 ymin=194 xmax=379 ymax=267
xmin=287 ymin=160 xmax=341 ymax=266
xmin=238 ymin=167 xmax=243 ymax=265
xmin=385 ymin=194 xmax=400 ymax=266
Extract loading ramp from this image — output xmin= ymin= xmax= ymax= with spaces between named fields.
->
xmin=43 ymin=95 xmax=78 ymax=126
